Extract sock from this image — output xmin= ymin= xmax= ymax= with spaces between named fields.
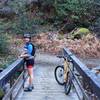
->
xmin=29 ymin=84 xmax=33 ymax=88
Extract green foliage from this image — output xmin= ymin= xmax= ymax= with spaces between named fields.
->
xmin=0 ymin=33 xmax=10 ymax=54
xmin=0 ymin=87 xmax=4 ymax=99
xmin=0 ymin=19 xmax=13 ymax=34
xmin=0 ymin=55 xmax=16 ymax=68
xmin=0 ymin=33 xmax=17 ymax=68
xmin=7 ymin=0 xmax=27 ymax=13
xmin=0 ymin=0 xmax=48 ymax=35
xmin=8 ymin=0 xmax=47 ymax=34
xmin=12 ymin=14 xmax=46 ymax=34
xmin=41 ymin=0 xmax=54 ymax=6
xmin=0 ymin=0 xmax=99 ymax=35
xmin=0 ymin=34 xmax=16 ymax=68
xmin=40 ymin=0 xmax=98 ymax=27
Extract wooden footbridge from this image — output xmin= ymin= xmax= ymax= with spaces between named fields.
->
xmin=0 ymin=48 xmax=100 ymax=100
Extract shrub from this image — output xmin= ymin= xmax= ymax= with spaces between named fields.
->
xmin=39 ymin=0 xmax=98 ymax=28
xmin=0 ymin=33 xmax=10 ymax=55
xmin=0 ymin=87 xmax=4 ymax=99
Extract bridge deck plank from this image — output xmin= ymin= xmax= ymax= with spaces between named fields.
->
xmin=16 ymin=54 xmax=78 ymax=100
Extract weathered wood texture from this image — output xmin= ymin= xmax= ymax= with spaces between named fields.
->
xmin=63 ymin=48 xmax=100 ymax=99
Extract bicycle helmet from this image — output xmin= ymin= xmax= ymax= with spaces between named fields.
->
xmin=23 ymin=33 xmax=31 ymax=39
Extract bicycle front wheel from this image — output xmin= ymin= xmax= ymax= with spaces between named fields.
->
xmin=64 ymin=72 xmax=72 ymax=95
xmin=54 ymin=65 xmax=64 ymax=85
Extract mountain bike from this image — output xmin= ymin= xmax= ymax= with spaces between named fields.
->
xmin=54 ymin=55 xmax=73 ymax=95
xmin=54 ymin=55 xmax=89 ymax=99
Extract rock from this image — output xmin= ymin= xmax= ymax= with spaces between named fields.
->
xmin=69 ymin=28 xmax=90 ymax=39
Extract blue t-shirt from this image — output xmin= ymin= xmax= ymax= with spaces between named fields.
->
xmin=24 ymin=43 xmax=34 ymax=56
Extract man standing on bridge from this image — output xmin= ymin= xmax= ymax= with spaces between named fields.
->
xmin=20 ymin=33 xmax=35 ymax=92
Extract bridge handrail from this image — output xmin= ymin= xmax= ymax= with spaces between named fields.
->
xmin=0 ymin=58 xmax=25 ymax=100
xmin=0 ymin=58 xmax=24 ymax=86
xmin=63 ymin=48 xmax=100 ymax=98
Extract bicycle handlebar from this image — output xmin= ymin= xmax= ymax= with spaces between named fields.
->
xmin=57 ymin=55 xmax=72 ymax=62
xmin=57 ymin=55 xmax=65 ymax=59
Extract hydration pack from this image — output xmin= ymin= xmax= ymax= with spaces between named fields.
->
xmin=30 ymin=43 xmax=36 ymax=56
xmin=25 ymin=43 xmax=36 ymax=56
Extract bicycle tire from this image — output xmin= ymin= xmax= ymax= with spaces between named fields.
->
xmin=54 ymin=65 xmax=64 ymax=85
xmin=64 ymin=72 xmax=72 ymax=95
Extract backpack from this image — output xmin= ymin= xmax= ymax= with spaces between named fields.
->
xmin=30 ymin=43 xmax=36 ymax=56
xmin=25 ymin=43 xmax=36 ymax=56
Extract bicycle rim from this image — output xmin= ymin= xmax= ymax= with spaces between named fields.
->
xmin=54 ymin=66 xmax=64 ymax=85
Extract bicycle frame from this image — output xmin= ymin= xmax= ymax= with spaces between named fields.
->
xmin=63 ymin=58 xmax=88 ymax=99
xmin=56 ymin=53 xmax=98 ymax=100
xmin=64 ymin=58 xmax=90 ymax=100
xmin=64 ymin=58 xmax=69 ymax=83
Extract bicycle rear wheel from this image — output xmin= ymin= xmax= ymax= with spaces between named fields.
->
xmin=54 ymin=66 xmax=64 ymax=85
xmin=64 ymin=72 xmax=72 ymax=95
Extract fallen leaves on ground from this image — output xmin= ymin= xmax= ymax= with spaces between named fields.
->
xmin=33 ymin=33 xmax=100 ymax=58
